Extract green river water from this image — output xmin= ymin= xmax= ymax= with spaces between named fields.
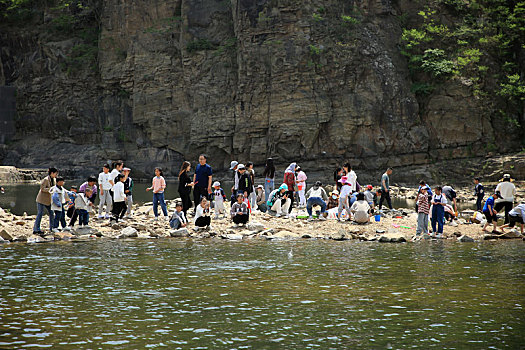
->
xmin=0 ymin=239 xmax=523 ymax=349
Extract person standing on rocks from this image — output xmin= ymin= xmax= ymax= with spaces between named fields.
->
xmin=482 ymin=192 xmax=502 ymax=233
xmin=473 ymin=177 xmax=485 ymax=212
xmin=122 ymin=167 xmax=133 ymax=217
xmin=262 ymin=158 xmax=275 ymax=203
xmin=283 ymin=163 xmax=297 ymax=213
xmin=33 ymin=167 xmax=58 ymax=235
xmin=246 ymin=162 xmax=257 ymax=210
xmin=178 ymin=161 xmax=193 ymax=215
xmin=495 ymin=174 xmax=516 ymax=224
xmin=109 ymin=160 xmax=124 ymax=198
xmin=334 ymin=167 xmax=344 ymax=192
xmin=193 ymin=154 xmax=213 ymax=209
xmin=337 ymin=176 xmax=352 ymax=221
xmin=379 ymin=168 xmax=393 ymax=210
xmin=230 ymin=160 xmax=239 ymax=198
xmin=296 ymin=166 xmax=307 ymax=208
xmin=416 ymin=186 xmax=431 ymax=237
xmin=146 ymin=167 xmax=168 ymax=221
xmin=430 ymin=186 xmax=447 ymax=238
xmin=237 ymin=164 xmax=253 ymax=203
xmin=343 ymin=163 xmax=357 ymax=193
xmin=98 ymin=164 xmax=113 ymax=219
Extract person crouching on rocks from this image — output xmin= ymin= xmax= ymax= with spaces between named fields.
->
xmin=267 ymin=184 xmax=291 ymax=218
xmin=306 ymin=181 xmax=328 ymax=221
xmin=212 ymin=181 xmax=226 ymax=219
xmin=351 ymin=192 xmax=371 ymax=224
xmin=111 ymin=174 xmax=127 ymax=223
xmin=194 ymin=197 xmax=211 ymax=229
xmin=327 ymin=190 xmax=339 ymax=210
xmin=170 ymin=202 xmax=188 ymax=230
xmin=256 ymin=185 xmax=267 ymax=212
xmin=337 ymin=176 xmax=352 ymax=221
xmin=231 ymin=193 xmax=250 ymax=226
xmin=482 ymin=191 xmax=502 ymax=233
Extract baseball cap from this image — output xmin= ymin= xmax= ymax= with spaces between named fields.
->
xmin=230 ymin=161 xmax=239 ymax=170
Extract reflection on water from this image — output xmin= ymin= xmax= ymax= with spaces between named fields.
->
xmin=0 ymin=240 xmax=523 ymax=348
xmin=0 ymin=183 xmax=476 ymax=216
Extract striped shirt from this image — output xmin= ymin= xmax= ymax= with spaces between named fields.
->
xmin=417 ymin=193 xmax=430 ymax=214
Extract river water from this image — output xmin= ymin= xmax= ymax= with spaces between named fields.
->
xmin=0 ymin=239 xmax=523 ymax=349
xmin=0 ymin=183 xmax=476 ymax=216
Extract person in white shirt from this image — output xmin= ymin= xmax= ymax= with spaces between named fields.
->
xmin=111 ymin=174 xmax=126 ymax=222
xmin=343 ymin=162 xmax=357 ymax=193
xmin=305 ymin=181 xmax=328 ymax=221
xmin=501 ymin=202 xmax=525 ymax=235
xmin=194 ymin=197 xmax=211 ymax=229
xmin=98 ymin=164 xmax=113 ymax=218
xmin=75 ymin=188 xmax=93 ymax=227
xmin=495 ymin=174 xmax=517 ymax=224
xmin=351 ymin=193 xmax=371 ymax=223
xmin=337 ymin=176 xmax=352 ymax=221
xmin=109 ymin=160 xmax=124 ymax=192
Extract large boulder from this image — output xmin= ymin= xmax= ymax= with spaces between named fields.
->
xmin=118 ymin=226 xmax=138 ymax=238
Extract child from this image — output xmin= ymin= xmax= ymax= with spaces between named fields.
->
xmin=474 ymin=177 xmax=484 ymax=212
xmin=146 ymin=167 xmax=168 ymax=220
xmin=431 ymin=186 xmax=447 ymax=238
xmin=337 ymin=176 xmax=352 ymax=221
xmin=170 ymin=202 xmax=188 ymax=229
xmin=231 ymin=193 xmax=249 ymax=225
xmin=98 ymin=164 xmax=113 ymax=219
xmin=351 ymin=192 xmax=371 ymax=224
xmin=212 ymin=181 xmax=226 ymax=219
xmin=194 ymin=197 xmax=211 ymax=229
xmin=482 ymin=192 xmax=501 ymax=233
xmin=122 ymin=167 xmax=133 ymax=217
xmin=111 ymin=174 xmax=127 ymax=223
xmin=66 ymin=185 xmax=78 ymax=228
xmin=327 ymin=190 xmax=339 ymax=210
xmin=51 ymin=177 xmax=67 ymax=232
xmin=79 ymin=176 xmax=98 ymax=205
xmin=246 ymin=162 xmax=257 ymax=210
xmin=75 ymin=188 xmax=93 ymax=228
xmin=416 ymin=187 xmax=430 ymax=237
xmin=256 ymin=185 xmax=267 ymax=212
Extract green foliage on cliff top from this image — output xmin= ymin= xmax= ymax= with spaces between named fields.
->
xmin=400 ymin=0 xmax=525 ymax=109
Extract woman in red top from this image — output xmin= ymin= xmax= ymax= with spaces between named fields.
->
xmin=283 ymin=163 xmax=297 ymax=214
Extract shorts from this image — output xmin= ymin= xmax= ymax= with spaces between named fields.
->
xmin=483 ymin=211 xmax=497 ymax=223
xmin=508 ymin=214 xmax=524 ymax=227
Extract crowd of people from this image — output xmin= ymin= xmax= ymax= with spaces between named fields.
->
xmin=29 ymin=155 xmax=524 ymax=237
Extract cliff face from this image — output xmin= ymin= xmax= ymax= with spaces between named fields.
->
xmin=0 ymin=0 xmax=523 ymax=179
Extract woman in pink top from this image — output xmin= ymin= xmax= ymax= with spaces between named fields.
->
xmin=146 ymin=167 xmax=168 ymax=220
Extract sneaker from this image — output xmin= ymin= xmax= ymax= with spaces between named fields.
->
xmin=307 ymin=216 xmax=314 ymax=221
xmin=52 ymin=228 xmax=60 ymax=233
xmin=63 ymin=226 xmax=72 ymax=231
xmin=284 ymin=214 xmax=289 ymax=219
xmin=154 ymin=217 xmax=159 ymax=221
xmin=276 ymin=213 xmax=281 ymax=218
xmin=104 ymin=214 xmax=111 ymax=219
xmin=97 ymin=214 xmax=104 ymax=219
xmin=319 ymin=216 xmax=327 ymax=221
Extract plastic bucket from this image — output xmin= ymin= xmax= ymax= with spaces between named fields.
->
xmin=374 ymin=214 xmax=381 ymax=222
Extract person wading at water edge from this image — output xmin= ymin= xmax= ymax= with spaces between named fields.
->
xmin=193 ymin=154 xmax=213 ymax=210
xmin=33 ymin=167 xmax=58 ymax=235
xmin=379 ymin=168 xmax=393 ymax=210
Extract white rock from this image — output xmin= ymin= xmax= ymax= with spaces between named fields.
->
xmin=170 ymin=228 xmax=189 ymax=237
xmin=224 ymin=233 xmax=243 ymax=240
xmin=246 ymin=222 xmax=265 ymax=233
xmin=119 ymin=226 xmax=138 ymax=238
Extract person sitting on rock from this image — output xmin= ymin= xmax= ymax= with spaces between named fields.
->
xmin=351 ymin=192 xmax=371 ymax=224
xmin=306 ymin=181 xmax=328 ymax=221
xmin=194 ymin=197 xmax=211 ymax=229
xmin=327 ymin=190 xmax=339 ymax=210
xmin=500 ymin=201 xmax=525 ymax=235
xmin=255 ymin=185 xmax=267 ymax=212
xmin=231 ymin=193 xmax=249 ymax=225
xmin=267 ymin=183 xmax=291 ymax=218
xmin=170 ymin=202 xmax=188 ymax=230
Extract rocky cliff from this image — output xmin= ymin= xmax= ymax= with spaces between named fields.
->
xmin=0 ymin=0 xmax=523 ymax=181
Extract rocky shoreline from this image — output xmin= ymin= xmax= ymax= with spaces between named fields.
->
xmin=1 ymin=195 xmax=523 ymax=245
